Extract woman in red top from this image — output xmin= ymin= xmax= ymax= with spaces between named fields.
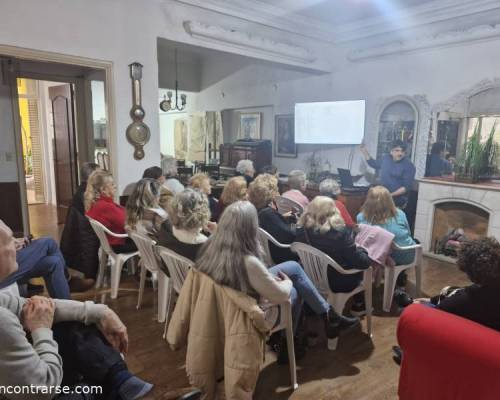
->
xmin=85 ymin=170 xmax=137 ymax=253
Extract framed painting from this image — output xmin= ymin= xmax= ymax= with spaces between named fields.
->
xmin=239 ymin=112 xmax=261 ymax=140
xmin=275 ymin=114 xmax=297 ymax=157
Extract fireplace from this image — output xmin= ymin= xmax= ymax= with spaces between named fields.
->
xmin=431 ymin=202 xmax=489 ymax=257
xmin=415 ymin=177 xmax=500 ymax=262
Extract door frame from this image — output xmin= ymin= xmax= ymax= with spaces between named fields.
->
xmin=0 ymin=45 xmax=116 ymax=235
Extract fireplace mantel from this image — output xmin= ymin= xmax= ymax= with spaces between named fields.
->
xmin=415 ymin=177 xmax=500 ymax=261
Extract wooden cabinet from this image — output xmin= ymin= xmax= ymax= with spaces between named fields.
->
xmin=220 ymin=140 xmax=272 ymax=173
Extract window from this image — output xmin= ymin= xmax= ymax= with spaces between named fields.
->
xmin=377 ymin=101 xmax=416 ymax=159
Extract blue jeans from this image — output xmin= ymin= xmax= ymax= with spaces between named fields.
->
xmin=269 ymin=261 xmax=330 ymax=331
xmin=3 ymin=237 xmax=71 ymax=299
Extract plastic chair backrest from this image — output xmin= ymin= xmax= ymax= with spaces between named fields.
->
xmin=129 ymin=231 xmax=159 ymax=273
xmin=291 ymin=242 xmax=361 ymax=297
xmin=156 ymin=246 xmax=193 ymax=293
xmin=275 ymin=196 xmax=304 ymax=215
xmin=258 ymin=228 xmax=291 ymax=266
xmin=88 ymin=217 xmax=115 ymax=255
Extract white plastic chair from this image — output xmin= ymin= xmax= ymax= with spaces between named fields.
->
xmin=382 ymin=243 xmax=423 ymax=312
xmin=275 ymin=195 xmax=304 ymax=216
xmin=257 ymin=227 xmax=291 ymax=266
xmin=156 ymin=246 xmax=193 ymax=338
xmin=263 ymin=301 xmax=298 ymax=390
xmin=290 ymin=242 xmax=373 ymax=350
xmin=88 ymin=217 xmax=139 ymax=299
xmin=129 ymin=231 xmax=170 ymax=322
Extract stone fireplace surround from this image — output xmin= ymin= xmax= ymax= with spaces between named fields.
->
xmin=415 ymin=178 xmax=500 ymax=259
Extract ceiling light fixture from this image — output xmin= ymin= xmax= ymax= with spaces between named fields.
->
xmin=160 ymin=48 xmax=186 ymax=112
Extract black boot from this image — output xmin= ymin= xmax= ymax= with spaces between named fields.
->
xmin=327 ymin=307 xmax=360 ymax=331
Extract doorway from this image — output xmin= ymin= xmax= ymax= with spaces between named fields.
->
xmin=0 ymin=55 xmax=111 ymax=237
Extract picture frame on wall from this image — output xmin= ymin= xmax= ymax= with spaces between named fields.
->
xmin=239 ymin=112 xmax=261 ymax=140
xmin=275 ymin=114 xmax=297 ymax=158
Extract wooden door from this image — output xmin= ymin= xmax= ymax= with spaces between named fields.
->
xmin=49 ymin=84 xmax=78 ymax=224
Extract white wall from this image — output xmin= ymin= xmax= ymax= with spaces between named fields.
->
xmin=195 ymin=37 xmax=500 ymax=175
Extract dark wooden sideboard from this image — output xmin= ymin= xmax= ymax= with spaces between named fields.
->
xmin=220 ymin=140 xmax=272 ymax=173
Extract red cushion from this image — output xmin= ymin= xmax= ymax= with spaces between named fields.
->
xmin=397 ymin=304 xmax=500 ymax=400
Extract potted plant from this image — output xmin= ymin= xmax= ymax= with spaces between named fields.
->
xmin=454 ymin=122 xmax=498 ymax=183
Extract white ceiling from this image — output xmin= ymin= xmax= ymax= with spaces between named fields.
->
xmin=263 ymin=0 xmax=438 ymax=25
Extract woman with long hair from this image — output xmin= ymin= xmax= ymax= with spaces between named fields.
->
xmin=196 ymin=201 xmax=358 ymax=362
xmin=296 ymin=196 xmax=371 ymax=314
xmin=357 ymin=186 xmax=416 ymax=306
xmin=125 ymin=178 xmax=167 ymax=240
xmin=158 ymin=188 xmax=215 ymax=261
xmin=85 ymin=170 xmax=137 ymax=253
xmin=212 ymin=176 xmax=247 ymax=221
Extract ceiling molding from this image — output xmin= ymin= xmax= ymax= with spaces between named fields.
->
xmin=349 ymin=23 xmax=500 ymax=61
xmin=175 ymin=0 xmax=337 ymax=43
xmin=183 ymin=20 xmax=317 ymax=64
xmin=174 ymin=0 xmax=500 ymax=46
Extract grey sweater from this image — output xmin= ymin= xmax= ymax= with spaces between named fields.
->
xmin=0 ymin=287 xmax=108 ymax=400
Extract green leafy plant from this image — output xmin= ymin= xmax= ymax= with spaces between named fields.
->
xmin=454 ymin=121 xmax=498 ymax=182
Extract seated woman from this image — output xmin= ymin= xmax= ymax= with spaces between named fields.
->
xmin=212 ymin=176 xmax=247 ymax=221
xmin=282 ymin=170 xmax=309 ymax=209
xmin=158 ymin=188 xmax=214 ymax=262
xmin=235 ymin=159 xmax=255 ymax=185
xmin=196 ymin=201 xmax=359 ymax=362
xmin=189 ymin=173 xmax=218 ymax=218
xmin=356 ymin=186 xmax=415 ymax=306
xmin=0 ymin=220 xmax=152 ymax=400
xmin=126 ymin=178 xmax=168 ymax=240
xmin=318 ymin=178 xmax=354 ymax=227
xmin=425 ymin=142 xmax=452 ymax=177
xmin=85 ymin=170 xmax=137 ymax=254
xmin=162 ymin=155 xmax=185 ymax=195
xmin=248 ymin=174 xmax=297 ymax=264
xmin=295 ymin=196 xmax=371 ymax=311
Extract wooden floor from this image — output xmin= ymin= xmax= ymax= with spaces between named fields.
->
xmin=88 ymin=257 xmax=470 ymax=400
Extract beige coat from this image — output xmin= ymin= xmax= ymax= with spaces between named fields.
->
xmin=167 ymin=269 xmax=269 ymax=400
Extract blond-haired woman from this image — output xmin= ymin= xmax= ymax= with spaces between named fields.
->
xmin=357 ymin=186 xmax=416 ymax=306
xmin=85 ymin=170 xmax=137 ymax=253
xmin=213 ymin=176 xmax=247 ymax=221
xmin=248 ymin=174 xmax=297 ymax=264
xmin=189 ymin=173 xmax=218 ymax=218
xmin=158 ymin=188 xmax=214 ymax=262
xmin=125 ymin=178 xmax=167 ymax=240
xmin=296 ymin=196 xmax=370 ymax=293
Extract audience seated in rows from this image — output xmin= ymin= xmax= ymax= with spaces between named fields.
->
xmin=85 ymin=170 xmax=137 ymax=254
xmin=125 ymin=178 xmax=168 ymax=241
xmin=296 ymin=196 xmax=371 ymax=314
xmin=357 ymin=186 xmax=415 ymax=307
xmin=0 ymin=220 xmax=153 ymax=400
xmin=282 ymin=170 xmax=309 ymax=209
xmin=157 ymin=189 xmax=215 ymax=262
xmin=235 ymin=159 xmax=256 ymax=186
xmin=60 ymin=162 xmax=101 ymax=287
xmin=213 ymin=176 xmax=248 ymax=221
xmin=318 ymin=178 xmax=354 ymax=227
xmin=193 ymin=201 xmax=359 ymax=362
xmin=189 ymin=173 xmax=218 ymax=218
xmin=248 ymin=174 xmax=297 ymax=264
xmin=162 ymin=155 xmax=185 ymax=195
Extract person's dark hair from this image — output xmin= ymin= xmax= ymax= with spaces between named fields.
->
xmin=142 ymin=166 xmax=163 ymax=180
xmin=457 ymin=237 xmax=500 ymax=288
xmin=390 ymin=140 xmax=407 ymax=151
xmin=259 ymin=165 xmax=278 ymax=175
xmin=80 ymin=162 xmax=100 ymax=183
xmin=431 ymin=142 xmax=445 ymax=155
